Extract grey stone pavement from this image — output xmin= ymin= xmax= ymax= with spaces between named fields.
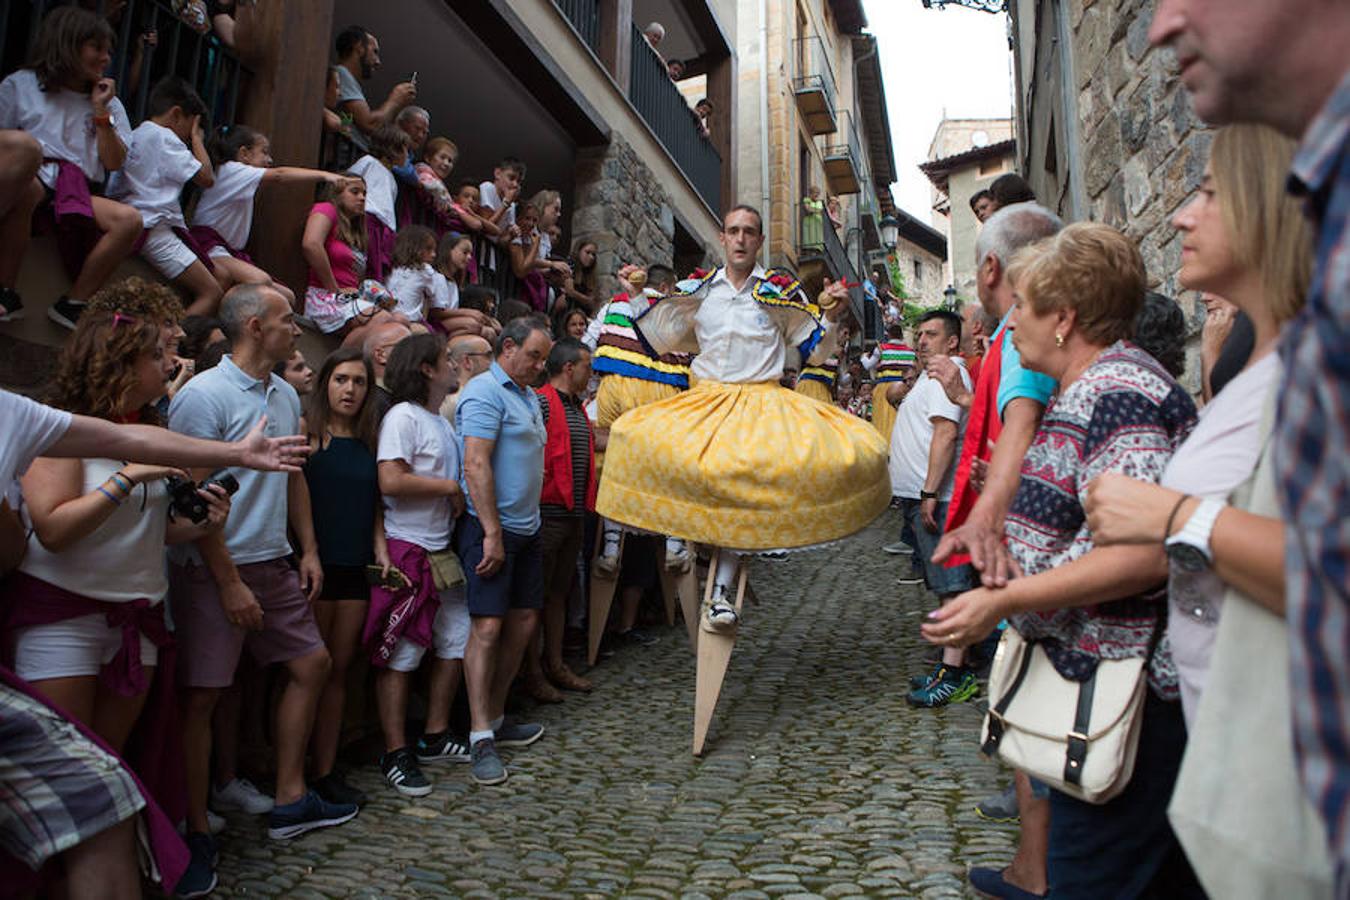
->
xmin=214 ymin=509 xmax=1018 ymax=898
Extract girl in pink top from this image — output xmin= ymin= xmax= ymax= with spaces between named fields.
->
xmin=300 ymin=176 xmax=407 ymax=348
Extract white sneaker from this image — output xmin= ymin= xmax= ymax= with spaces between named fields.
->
xmin=882 ymin=541 xmax=914 ymax=555
xmin=664 ymin=542 xmax=691 ymax=572
xmin=211 ymin=777 xmax=275 ymax=814
xmin=703 ymin=601 xmax=740 ymax=633
xmin=176 ymin=809 xmax=227 ymax=836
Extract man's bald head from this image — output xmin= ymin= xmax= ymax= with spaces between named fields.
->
xmin=448 ymin=333 xmax=493 ymax=383
xmin=363 ymin=322 xmax=412 ymax=377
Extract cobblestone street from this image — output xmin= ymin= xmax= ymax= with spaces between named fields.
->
xmin=215 ymin=510 xmax=1018 ymax=898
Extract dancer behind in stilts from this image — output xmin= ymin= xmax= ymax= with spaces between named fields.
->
xmin=596 ymin=205 xmax=890 ymax=631
xmin=586 ymin=263 xmax=693 ymax=575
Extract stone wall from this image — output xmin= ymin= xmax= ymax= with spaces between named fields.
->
xmin=570 ymin=134 xmax=714 ymax=299
xmin=1066 ymin=0 xmax=1210 ymax=387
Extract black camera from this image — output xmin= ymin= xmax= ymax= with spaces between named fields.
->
xmin=166 ymin=471 xmax=240 ymax=524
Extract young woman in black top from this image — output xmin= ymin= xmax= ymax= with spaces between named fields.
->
xmin=303 ymin=348 xmax=387 ymax=806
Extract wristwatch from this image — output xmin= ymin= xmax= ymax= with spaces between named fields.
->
xmin=1164 ymin=497 xmax=1224 ymax=572
xmin=919 ymin=490 xmax=939 ymax=501
xmin=93 ymin=112 xmax=115 ymax=129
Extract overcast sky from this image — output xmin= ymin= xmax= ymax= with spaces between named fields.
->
xmin=864 ymin=1 xmax=1013 ymax=222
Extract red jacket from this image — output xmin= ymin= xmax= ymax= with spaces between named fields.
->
xmin=537 ymin=383 xmax=597 ymax=512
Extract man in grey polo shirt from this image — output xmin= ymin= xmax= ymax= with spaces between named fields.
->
xmin=168 ymin=286 xmax=357 ymax=881
xmin=454 ymin=317 xmax=552 ymax=785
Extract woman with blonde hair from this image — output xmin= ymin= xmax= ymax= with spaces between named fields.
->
xmin=928 ymin=222 xmax=1202 ymax=899
xmin=1084 ymin=124 xmax=1330 ymax=895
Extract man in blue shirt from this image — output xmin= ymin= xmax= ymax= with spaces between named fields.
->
xmin=168 ymin=285 xmax=357 ymax=891
xmin=454 ymin=317 xmax=552 ymax=785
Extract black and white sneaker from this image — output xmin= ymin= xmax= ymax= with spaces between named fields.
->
xmin=266 ymin=790 xmax=358 ymax=840
xmin=380 ymin=748 xmax=432 ymax=797
xmin=48 ymin=296 xmax=86 ymax=330
xmin=416 ymin=731 xmax=471 ymax=763
xmin=0 ymin=287 xmax=23 ymax=321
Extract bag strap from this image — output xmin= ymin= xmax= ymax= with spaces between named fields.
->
xmin=1064 ymin=673 xmax=1097 ymax=786
xmin=981 ymin=636 xmax=1035 ymax=756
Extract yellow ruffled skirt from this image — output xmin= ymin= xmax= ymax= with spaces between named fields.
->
xmin=596 ymin=380 xmax=890 ymax=550
xmin=871 ymin=382 xmax=897 ymax=441
xmin=795 ymin=378 xmax=833 ymax=405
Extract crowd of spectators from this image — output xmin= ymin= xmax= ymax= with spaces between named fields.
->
xmin=3 ymin=3 xmax=1350 ymax=900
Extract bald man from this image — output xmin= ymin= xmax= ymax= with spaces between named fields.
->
xmin=440 ymin=334 xmax=494 ymax=421
xmin=362 ymin=321 xmax=412 ymax=421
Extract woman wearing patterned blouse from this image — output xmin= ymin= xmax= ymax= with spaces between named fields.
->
xmin=923 ymin=223 xmax=1203 ymax=900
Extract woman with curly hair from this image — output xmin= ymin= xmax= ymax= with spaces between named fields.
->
xmin=5 ymin=306 xmax=232 ymax=756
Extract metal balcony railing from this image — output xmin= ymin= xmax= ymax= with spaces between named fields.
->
xmin=2 ymin=0 xmax=252 ymax=130
xmin=552 ymin=0 xmax=600 ymax=55
xmin=791 ymin=36 xmax=838 ymax=135
xmin=822 ymin=110 xmax=863 ymax=195
xmin=628 ymin=24 xmax=721 ymax=213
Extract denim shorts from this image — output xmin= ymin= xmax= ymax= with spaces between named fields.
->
xmin=900 ymin=498 xmax=976 ymax=596
xmin=455 ymin=515 xmax=544 ymax=617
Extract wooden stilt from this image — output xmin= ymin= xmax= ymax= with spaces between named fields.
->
xmin=587 ymin=531 xmax=624 ymax=666
xmin=677 ymin=565 xmax=700 ymax=652
xmin=658 ymin=569 xmax=678 ymax=627
xmin=692 ymin=555 xmax=748 ymax=756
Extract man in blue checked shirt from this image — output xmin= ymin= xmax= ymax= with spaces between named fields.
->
xmin=1151 ymin=0 xmax=1350 ymax=882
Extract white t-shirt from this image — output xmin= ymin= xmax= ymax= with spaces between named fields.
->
xmin=378 ymin=402 xmax=459 ymax=550
xmin=0 ymin=390 xmax=72 ymax=487
xmin=477 ymin=181 xmax=515 ymax=272
xmin=888 ymin=359 xmax=970 ymax=500
xmin=385 ymin=264 xmax=448 ymax=322
xmin=1162 ymin=351 xmax=1281 ymax=725
xmin=190 ymin=160 xmax=266 ymax=249
xmin=442 ymin=278 xmax=460 ymax=311
xmin=0 ymin=69 xmax=133 ymax=189
xmin=348 ymin=154 xmax=396 ymax=231
xmin=106 ymin=121 xmax=200 ymax=229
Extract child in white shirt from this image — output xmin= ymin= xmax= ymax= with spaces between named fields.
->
xmin=106 ymin=76 xmax=221 ymax=316
xmin=192 ymin=125 xmax=343 ymax=312
xmin=384 ymin=225 xmax=448 ymax=326
xmin=0 ymin=6 xmax=142 ymax=328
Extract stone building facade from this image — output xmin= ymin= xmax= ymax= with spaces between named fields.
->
xmin=572 ymin=135 xmax=716 ymax=301
xmin=1010 ymin=0 xmax=1210 ymax=387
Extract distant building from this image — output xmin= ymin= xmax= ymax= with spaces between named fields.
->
xmin=918 ymin=117 xmax=1014 ymax=299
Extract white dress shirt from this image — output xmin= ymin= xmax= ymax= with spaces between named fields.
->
xmin=639 ymin=266 xmax=835 ymax=385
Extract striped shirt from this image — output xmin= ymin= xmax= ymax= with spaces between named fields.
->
xmin=538 ymin=388 xmax=591 ymax=518
xmin=1281 ymin=67 xmax=1350 ymax=865
xmin=874 ymin=341 xmax=917 ymax=383
xmin=592 ymin=293 xmax=691 ymax=387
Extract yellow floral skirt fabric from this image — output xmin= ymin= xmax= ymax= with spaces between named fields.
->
xmin=596 ymin=379 xmax=890 ymax=550
xmin=595 ymin=374 xmax=682 ymax=473
xmin=795 ymin=378 xmax=833 ymax=405
xmin=871 ymin=383 xmax=897 ymax=441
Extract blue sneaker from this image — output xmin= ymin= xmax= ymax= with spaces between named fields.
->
xmin=906 ymin=667 xmax=980 ymax=708
xmin=470 ymin=737 xmax=508 ymax=785
xmin=909 ymin=662 xmax=945 ymax=691
xmin=494 ymin=720 xmax=544 ymax=748
xmin=266 ymin=789 xmax=358 ymax=840
xmin=175 ymin=832 xmax=217 ymax=898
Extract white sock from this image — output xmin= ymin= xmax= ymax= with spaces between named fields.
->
xmin=469 ymin=729 xmax=493 ymax=746
xmin=712 ymin=550 xmax=741 ymax=596
xmin=602 ymin=520 xmax=621 ymax=551
xmin=666 ymin=536 xmax=686 ymax=553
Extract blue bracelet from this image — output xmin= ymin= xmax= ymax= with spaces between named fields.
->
xmin=97 ymin=486 xmax=123 ymax=506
